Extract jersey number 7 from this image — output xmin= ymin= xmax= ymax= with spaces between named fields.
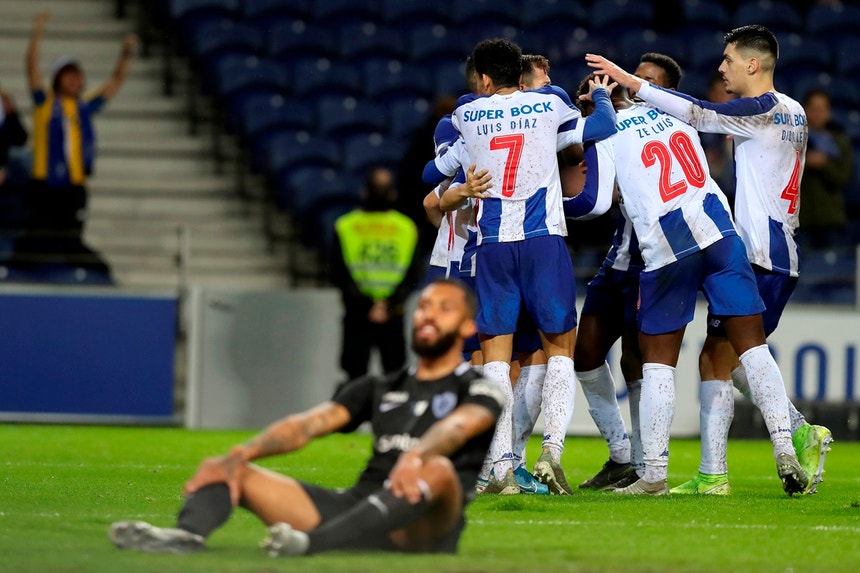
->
xmin=489 ymin=134 xmax=524 ymax=197
xmin=641 ymin=131 xmax=707 ymax=203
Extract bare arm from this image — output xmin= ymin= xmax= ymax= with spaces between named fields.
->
xmin=183 ymin=401 xmax=351 ymax=504
xmin=26 ymin=11 xmax=50 ymax=92
xmin=423 ymin=188 xmax=444 ymax=228
xmin=438 ymin=164 xmax=492 ymax=212
xmin=97 ymin=34 xmax=137 ymax=101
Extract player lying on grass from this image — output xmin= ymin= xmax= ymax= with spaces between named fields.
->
xmin=110 ymin=279 xmax=504 ymax=557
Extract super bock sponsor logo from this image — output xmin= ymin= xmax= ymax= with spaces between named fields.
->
xmin=432 ymin=391 xmax=457 ymax=418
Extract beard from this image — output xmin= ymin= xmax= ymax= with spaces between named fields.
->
xmin=411 ymin=328 xmax=460 ymax=358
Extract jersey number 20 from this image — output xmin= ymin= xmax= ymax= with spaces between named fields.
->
xmin=641 ymin=131 xmax=706 ymax=202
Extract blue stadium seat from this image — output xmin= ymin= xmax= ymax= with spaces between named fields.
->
xmin=362 ymin=59 xmax=433 ymax=103
xmin=618 ymin=30 xmax=688 ymax=71
xmin=408 ymin=24 xmax=471 ymax=64
xmin=389 ymin=98 xmax=431 ymax=139
xmin=379 ymin=0 xmax=449 ymax=26
xmin=732 ymin=1 xmax=803 ymax=34
xmin=449 ymin=0 xmax=521 ymax=26
xmin=267 ymin=19 xmax=338 ymax=61
xmin=686 ymin=31 xmax=728 ymax=74
xmin=680 ymin=0 xmax=730 ymax=32
xmin=311 ymin=201 xmax=360 ymax=258
xmin=337 ymin=21 xmax=408 ymax=62
xmin=589 ymin=0 xmax=655 ymax=33
xmin=342 ymin=132 xmax=406 ymax=176
xmin=432 ymin=60 xmax=469 ymax=99
xmin=234 ymin=92 xmax=314 ymax=144
xmin=316 ymin=96 xmax=388 ymax=137
xmin=845 ymin=146 xmax=860 ymax=210
xmin=807 ymin=3 xmax=860 ymax=40
xmin=170 ymin=0 xmax=239 ymax=23
xmin=834 ymin=37 xmax=860 ymax=76
xmin=264 ymin=131 xmax=341 ymax=178
xmin=798 ymin=248 xmax=857 ymax=303
xmin=210 ymin=54 xmax=289 ymax=102
xmin=277 ymin=166 xmax=360 ymax=217
xmin=241 ymin=0 xmax=310 ymax=23
xmin=456 ymin=21 xmax=520 ymax=53
xmin=310 ymin=0 xmax=380 ymax=24
xmin=186 ymin=18 xmax=263 ymax=69
xmin=290 ymin=57 xmax=363 ymax=99
xmin=790 ymin=74 xmax=859 ymax=112
xmin=776 ymin=36 xmax=833 ymax=80
xmin=521 ymin=0 xmax=588 ymax=29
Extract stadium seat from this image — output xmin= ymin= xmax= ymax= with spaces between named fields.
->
xmin=834 ymin=37 xmax=860 ymax=76
xmin=449 ymin=0 xmax=521 ymax=27
xmin=378 ymin=0 xmax=449 ymax=27
xmin=686 ymin=31 xmax=728 ymax=74
xmin=806 ymin=3 xmax=860 ymax=40
xmin=310 ymin=201 xmax=360 ymax=259
xmin=342 ymin=132 xmax=406 ymax=176
xmin=408 ymin=24 xmax=471 ymax=64
xmin=775 ymin=36 xmax=834 ymax=80
xmin=315 ymin=96 xmax=388 ymax=137
xmin=389 ymin=98 xmax=431 ymax=139
xmin=186 ymin=18 xmax=264 ymax=77
xmin=455 ymin=20 xmax=520 ymax=53
xmin=732 ymin=1 xmax=803 ymax=34
xmin=790 ymin=74 xmax=859 ymax=112
xmin=234 ymin=91 xmax=314 ymax=145
xmin=267 ymin=19 xmax=339 ymax=61
xmin=618 ymin=30 xmax=688 ymax=71
xmin=521 ymin=0 xmax=588 ymax=29
xmin=337 ymin=21 xmax=408 ymax=62
xmin=170 ymin=0 xmax=239 ymax=27
xmin=362 ymin=59 xmax=433 ymax=103
xmin=264 ymin=131 xmax=341 ymax=179
xmin=210 ymin=54 xmax=289 ymax=103
xmin=432 ymin=60 xmax=469 ymax=99
xmin=679 ymin=0 xmax=730 ymax=32
xmin=310 ymin=0 xmax=380 ymax=24
xmin=589 ymin=0 xmax=655 ymax=33
xmin=241 ymin=0 xmax=310 ymax=23
xmin=290 ymin=57 xmax=363 ymax=99
xmin=277 ymin=166 xmax=360 ymax=216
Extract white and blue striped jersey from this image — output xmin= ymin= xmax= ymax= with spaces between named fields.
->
xmin=636 ymin=83 xmax=806 ymax=277
xmin=425 ymin=86 xmax=615 ymax=244
xmin=428 ymin=115 xmax=459 ymax=270
xmin=599 ymin=104 xmax=737 ymax=271
xmin=603 ymin=202 xmax=644 ymax=272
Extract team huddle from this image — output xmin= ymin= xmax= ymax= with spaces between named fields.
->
xmin=108 ymin=24 xmax=832 ymax=558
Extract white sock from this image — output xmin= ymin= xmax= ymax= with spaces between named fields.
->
xmin=627 ymin=378 xmax=644 ymax=476
xmin=640 ymin=363 xmax=675 ymax=483
xmin=541 ymin=356 xmax=576 ymax=462
xmin=732 ymin=364 xmax=806 ymax=434
xmin=699 ymin=380 xmax=734 ymax=475
xmin=482 ymin=361 xmax=515 ymax=476
xmin=577 ymin=362 xmax=630 ymax=464
xmin=737 ymin=345 xmax=794 ymax=458
xmin=512 ymin=364 xmax=545 ymax=466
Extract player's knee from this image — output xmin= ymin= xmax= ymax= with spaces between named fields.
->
xmin=420 ymin=456 xmax=459 ymax=496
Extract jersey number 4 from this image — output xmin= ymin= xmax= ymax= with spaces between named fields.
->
xmin=780 ymin=150 xmax=801 ymax=214
xmin=489 ymin=134 xmax=524 ymax=197
xmin=641 ymin=131 xmax=707 ymax=202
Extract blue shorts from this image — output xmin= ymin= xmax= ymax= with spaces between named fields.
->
xmin=707 ymin=266 xmax=797 ymax=337
xmin=423 ymin=264 xmax=448 ymax=286
xmin=638 ymin=235 xmax=764 ymax=335
xmin=475 ymin=235 xmax=577 ymax=336
xmin=458 ymin=274 xmax=481 ymax=354
xmin=513 ymin=305 xmax=542 ymax=354
xmin=581 ymin=263 xmax=643 ymax=328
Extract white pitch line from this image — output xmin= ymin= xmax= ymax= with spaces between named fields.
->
xmin=468 ymin=519 xmax=860 ymax=534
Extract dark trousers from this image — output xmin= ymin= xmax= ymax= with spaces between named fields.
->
xmin=340 ymin=311 xmax=407 ymax=380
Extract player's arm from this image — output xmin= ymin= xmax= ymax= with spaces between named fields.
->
xmin=439 ymin=165 xmax=491 ymax=212
xmin=423 ymin=184 xmax=447 ymax=228
xmin=423 ymin=137 xmax=468 ymax=185
xmin=95 ymin=34 xmax=137 ymax=102
xmin=564 ymin=139 xmax=615 ymax=220
xmin=556 ymin=78 xmax=616 ymax=148
xmin=26 ymin=11 xmax=50 ymax=93
xmin=184 ymin=401 xmax=352 ymax=504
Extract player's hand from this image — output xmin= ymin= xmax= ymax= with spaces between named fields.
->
xmin=461 ymin=164 xmax=492 ymax=198
xmin=33 ymin=11 xmax=50 ymax=30
xmin=585 ymin=54 xmax=642 ymax=92
xmin=368 ymin=300 xmax=389 ymax=323
xmin=121 ymin=33 xmax=139 ymax=55
xmin=578 ymin=74 xmax=618 ymax=103
xmin=388 ymin=451 xmax=425 ymax=504
xmin=183 ymin=451 xmax=246 ymax=506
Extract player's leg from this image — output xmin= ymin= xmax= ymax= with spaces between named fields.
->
xmin=266 ymin=456 xmax=466 ymax=556
xmin=520 ymin=236 xmax=578 ymax=495
xmin=110 ymin=464 xmax=323 ymax=554
xmin=701 ymin=237 xmax=807 ymax=495
xmin=618 ymin=320 xmax=645 ymax=486
xmin=575 ymin=270 xmax=633 ymax=489
xmin=511 ymin=319 xmax=549 ymax=494
xmin=475 ymin=242 xmax=520 ymax=489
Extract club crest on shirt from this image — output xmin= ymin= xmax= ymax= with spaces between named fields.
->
xmin=432 ymin=392 xmax=457 ymax=418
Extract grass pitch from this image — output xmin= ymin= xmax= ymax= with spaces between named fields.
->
xmin=1 ymin=424 xmax=857 ymax=573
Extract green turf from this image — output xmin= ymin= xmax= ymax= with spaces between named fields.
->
xmin=1 ymin=424 xmax=857 ymax=573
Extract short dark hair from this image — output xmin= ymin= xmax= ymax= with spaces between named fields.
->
xmin=724 ymin=24 xmax=779 ymax=68
xmin=521 ymin=54 xmax=550 ymax=85
xmin=575 ymin=72 xmax=626 ymax=115
xmin=465 ymin=56 xmax=478 ymax=94
xmin=639 ymin=52 xmax=683 ymax=90
xmin=428 ymin=278 xmax=477 ymax=319
xmin=472 ymin=38 xmax=522 ymax=89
